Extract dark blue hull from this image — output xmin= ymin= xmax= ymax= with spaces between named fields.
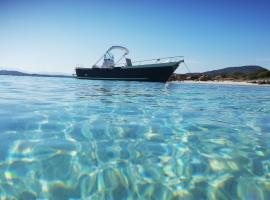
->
xmin=75 ymin=62 xmax=180 ymax=82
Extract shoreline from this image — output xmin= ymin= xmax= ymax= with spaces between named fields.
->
xmin=171 ymin=80 xmax=270 ymax=86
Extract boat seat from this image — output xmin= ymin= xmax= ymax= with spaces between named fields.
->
xmin=126 ymin=58 xmax=132 ymax=67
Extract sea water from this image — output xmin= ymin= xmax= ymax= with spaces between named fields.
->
xmin=0 ymin=76 xmax=269 ymax=199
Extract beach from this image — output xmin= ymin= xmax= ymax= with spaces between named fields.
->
xmin=172 ymin=80 xmax=270 ymax=86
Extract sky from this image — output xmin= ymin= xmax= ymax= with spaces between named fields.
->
xmin=0 ymin=0 xmax=270 ymax=74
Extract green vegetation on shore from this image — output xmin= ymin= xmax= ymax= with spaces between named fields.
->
xmin=170 ymin=65 xmax=270 ymax=84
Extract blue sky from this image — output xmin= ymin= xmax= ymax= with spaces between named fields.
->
xmin=0 ymin=0 xmax=269 ymax=74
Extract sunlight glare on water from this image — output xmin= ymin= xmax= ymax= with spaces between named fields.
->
xmin=0 ymin=76 xmax=270 ymax=199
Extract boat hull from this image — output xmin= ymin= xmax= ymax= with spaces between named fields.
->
xmin=75 ymin=62 xmax=180 ymax=82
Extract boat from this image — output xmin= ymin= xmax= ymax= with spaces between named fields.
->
xmin=75 ymin=46 xmax=184 ymax=82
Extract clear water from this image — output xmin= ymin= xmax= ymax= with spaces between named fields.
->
xmin=0 ymin=76 xmax=270 ymax=200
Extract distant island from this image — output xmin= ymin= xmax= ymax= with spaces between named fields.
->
xmin=0 ymin=70 xmax=72 ymax=78
xmin=169 ymin=65 xmax=270 ymax=84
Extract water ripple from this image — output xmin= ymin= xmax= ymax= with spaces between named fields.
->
xmin=0 ymin=76 xmax=270 ymax=199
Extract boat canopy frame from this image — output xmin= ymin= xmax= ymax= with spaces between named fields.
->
xmin=92 ymin=46 xmax=129 ymax=68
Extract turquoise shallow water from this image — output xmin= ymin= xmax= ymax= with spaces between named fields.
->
xmin=0 ymin=76 xmax=270 ymax=199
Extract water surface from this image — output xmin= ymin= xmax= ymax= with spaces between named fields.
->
xmin=0 ymin=76 xmax=270 ymax=199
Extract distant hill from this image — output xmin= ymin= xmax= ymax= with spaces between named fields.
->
xmin=0 ymin=70 xmax=72 ymax=78
xmin=0 ymin=70 xmax=29 ymax=76
xmin=170 ymin=65 xmax=270 ymax=81
xmin=192 ymin=65 xmax=267 ymax=77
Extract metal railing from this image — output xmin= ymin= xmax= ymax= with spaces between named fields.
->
xmin=114 ymin=56 xmax=184 ymax=67
xmin=76 ymin=56 xmax=184 ymax=69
